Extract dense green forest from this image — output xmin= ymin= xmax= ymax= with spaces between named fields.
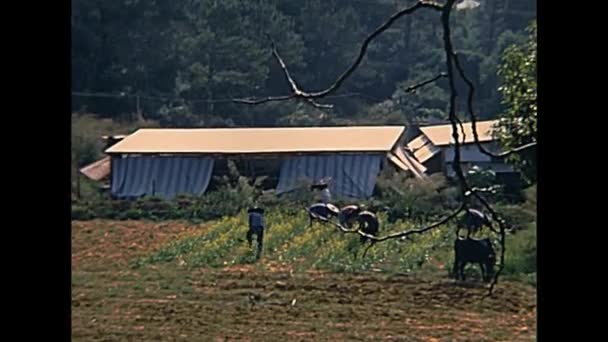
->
xmin=72 ymin=0 xmax=536 ymax=128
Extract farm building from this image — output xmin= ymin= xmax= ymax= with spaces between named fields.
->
xmin=403 ymin=120 xmax=518 ymax=180
xmin=78 ymin=135 xmax=127 ymax=182
xmin=79 ymin=155 xmax=111 ymax=182
xmin=76 ymin=135 xmax=128 ymax=198
xmin=103 ymin=126 xmax=426 ymax=200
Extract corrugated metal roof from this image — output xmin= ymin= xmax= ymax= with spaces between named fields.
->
xmin=387 ymin=146 xmax=427 ymax=179
xmin=106 ymin=126 xmax=406 ymax=154
xmin=407 ymin=135 xmax=428 ymax=151
xmin=79 ymin=156 xmax=111 ymax=181
xmin=406 ymin=135 xmax=441 ymax=163
xmin=414 ymin=144 xmax=441 ymax=163
xmin=394 ymin=146 xmax=427 ymax=176
xmin=413 ymin=145 xmax=441 ymax=165
xmin=387 ymin=153 xmax=409 ymax=172
xmin=418 ymin=120 xmax=498 ymax=146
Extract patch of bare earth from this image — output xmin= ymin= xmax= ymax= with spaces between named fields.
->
xmin=72 ymin=220 xmax=208 ymax=270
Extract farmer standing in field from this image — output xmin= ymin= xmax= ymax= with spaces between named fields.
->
xmin=321 ymin=185 xmax=332 ymax=204
xmin=247 ymin=206 xmax=265 ymax=259
xmin=312 ymin=178 xmax=332 ymax=204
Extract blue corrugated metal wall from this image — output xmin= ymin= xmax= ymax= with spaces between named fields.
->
xmin=276 ymin=154 xmax=383 ymax=198
xmin=111 ymin=155 xmax=214 ymax=199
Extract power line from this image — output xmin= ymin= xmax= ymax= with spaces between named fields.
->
xmin=71 ymin=90 xmax=380 ymax=103
xmin=72 ymin=91 xmax=235 ymax=103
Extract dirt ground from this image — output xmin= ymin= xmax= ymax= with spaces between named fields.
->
xmin=72 ymin=220 xmax=536 ymax=341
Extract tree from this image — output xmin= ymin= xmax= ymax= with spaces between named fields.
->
xmin=71 ymin=0 xmax=535 ymax=129
xmin=71 ymin=0 xmax=180 ymax=117
xmin=495 ymin=21 xmax=537 ymax=183
xmin=169 ymin=0 xmax=305 ymax=126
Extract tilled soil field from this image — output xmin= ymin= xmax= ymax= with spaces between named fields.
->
xmin=72 ymin=220 xmax=536 ymax=341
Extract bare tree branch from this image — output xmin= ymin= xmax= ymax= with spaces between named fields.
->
xmin=234 ymin=92 xmax=383 ymax=106
xmin=235 ymin=1 xmax=444 ymax=107
xmin=456 ymin=114 xmax=467 ymax=145
xmin=365 ymin=204 xmax=465 ymax=242
xmin=233 ymin=94 xmax=295 ymax=105
xmin=305 ymin=98 xmax=333 ymax=109
xmin=440 ymin=1 xmax=510 ymax=296
xmin=306 ymin=1 xmax=444 ymax=98
xmin=496 ymin=141 xmax=537 ymax=156
xmin=451 ymin=52 xmax=537 ymax=158
xmin=441 ymin=0 xmax=469 ymax=200
xmin=267 ymin=34 xmax=302 ymax=95
xmin=306 ymin=202 xmax=465 ymax=243
xmin=404 ymin=72 xmax=448 ymax=93
xmin=235 ymin=36 xmax=334 ymax=109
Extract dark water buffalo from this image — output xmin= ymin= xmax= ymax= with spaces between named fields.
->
xmin=307 ymin=203 xmax=340 ymax=227
xmin=338 ymin=204 xmax=363 ymax=228
xmin=453 ymin=237 xmax=496 ymax=282
xmin=356 ymin=211 xmax=380 ymax=243
xmin=352 ymin=210 xmax=381 ymax=259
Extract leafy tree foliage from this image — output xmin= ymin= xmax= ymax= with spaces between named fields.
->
xmin=72 ymin=0 xmax=536 ymax=128
xmin=495 ymin=21 xmax=537 ymax=183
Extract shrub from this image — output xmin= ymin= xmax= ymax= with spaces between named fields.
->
xmin=376 ymin=171 xmax=458 ymax=223
xmin=503 ymin=224 xmax=536 ymax=276
xmin=71 ymin=205 xmax=94 ymax=220
xmin=494 ymin=203 xmax=536 ymax=231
